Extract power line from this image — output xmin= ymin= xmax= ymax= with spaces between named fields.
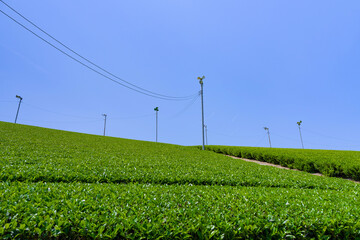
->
xmin=0 ymin=2 xmax=197 ymax=101
xmin=210 ymin=130 xmax=262 ymax=139
xmin=20 ymin=118 xmax=102 ymax=124
xmin=302 ymin=127 xmax=358 ymax=144
xmin=170 ymin=93 xmax=200 ymax=118
xmin=22 ymin=102 xmax=99 ymax=120
xmin=110 ymin=113 xmax=154 ymax=120
xmin=18 ymin=101 xmax=158 ymax=122
xmin=271 ymin=133 xmax=298 ymax=143
xmin=0 ymin=0 xmax=195 ymax=100
xmin=254 ymin=133 xmax=268 ymax=147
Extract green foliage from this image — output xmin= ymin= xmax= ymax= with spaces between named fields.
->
xmin=0 ymin=122 xmax=357 ymax=190
xmin=1 ymin=121 xmax=360 ymax=239
xmin=204 ymin=145 xmax=360 ymax=180
xmin=1 ymin=181 xmax=360 ymax=239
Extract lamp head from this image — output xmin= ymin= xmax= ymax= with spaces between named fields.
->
xmin=16 ymin=95 xmax=22 ymax=100
xmin=197 ymin=76 xmax=205 ymax=84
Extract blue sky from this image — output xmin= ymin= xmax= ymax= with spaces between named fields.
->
xmin=1 ymin=0 xmax=360 ymax=150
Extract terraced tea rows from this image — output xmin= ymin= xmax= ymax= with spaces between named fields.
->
xmin=1 ymin=122 xmax=357 ymax=190
xmin=204 ymin=146 xmax=360 ymax=180
xmin=2 ymin=182 xmax=360 ymax=239
xmin=1 ymin=121 xmax=360 ymax=239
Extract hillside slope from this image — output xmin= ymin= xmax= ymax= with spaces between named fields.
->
xmin=1 ymin=121 xmax=360 ymax=239
xmin=204 ymin=145 xmax=360 ymax=180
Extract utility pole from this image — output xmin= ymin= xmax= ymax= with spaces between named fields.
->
xmin=14 ymin=95 xmax=23 ymax=124
xmin=204 ymin=124 xmax=208 ymax=145
xmin=264 ymin=127 xmax=272 ymax=148
xmin=297 ymin=120 xmax=304 ymax=149
xmin=198 ymin=76 xmax=205 ymax=150
xmin=154 ymin=107 xmax=159 ymax=142
xmin=102 ymin=114 xmax=107 ymax=136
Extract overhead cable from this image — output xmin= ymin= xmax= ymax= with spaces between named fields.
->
xmin=170 ymin=92 xmax=200 ymax=118
xmin=301 ymin=128 xmax=358 ymax=144
xmin=22 ymin=102 xmax=100 ymax=120
xmin=109 ymin=113 xmax=154 ymax=120
xmin=0 ymin=2 xmax=197 ymax=100
xmin=20 ymin=118 xmax=102 ymax=124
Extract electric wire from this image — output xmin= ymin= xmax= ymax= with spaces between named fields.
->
xmin=170 ymin=92 xmax=200 ymax=118
xmin=109 ymin=113 xmax=154 ymax=120
xmin=301 ymin=128 xmax=358 ymax=144
xmin=18 ymin=101 xmax=158 ymax=122
xmin=210 ymin=130 xmax=263 ymax=139
xmin=0 ymin=0 xmax=196 ymax=100
xmin=254 ymin=133 xmax=268 ymax=147
xmin=0 ymin=4 xmax=197 ymax=101
xmin=20 ymin=118 xmax=102 ymax=124
xmin=22 ymin=102 xmax=100 ymax=120
xmin=271 ymin=132 xmax=299 ymax=143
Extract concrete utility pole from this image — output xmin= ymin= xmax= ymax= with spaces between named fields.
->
xmin=264 ymin=127 xmax=272 ymax=148
xmin=297 ymin=120 xmax=304 ymax=149
xmin=198 ymin=76 xmax=205 ymax=150
xmin=102 ymin=114 xmax=107 ymax=136
xmin=204 ymin=124 xmax=208 ymax=145
xmin=14 ymin=95 xmax=23 ymax=124
xmin=154 ymin=107 xmax=159 ymax=142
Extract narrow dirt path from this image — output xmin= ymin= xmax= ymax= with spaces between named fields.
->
xmin=227 ymin=155 xmax=360 ymax=183
xmin=226 ymin=155 xmax=324 ymax=176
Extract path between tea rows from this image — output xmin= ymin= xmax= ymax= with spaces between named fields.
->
xmin=226 ymin=155 xmax=360 ymax=184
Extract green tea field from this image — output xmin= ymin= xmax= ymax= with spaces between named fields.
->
xmin=204 ymin=146 xmax=360 ymax=180
xmin=1 ymin=121 xmax=360 ymax=239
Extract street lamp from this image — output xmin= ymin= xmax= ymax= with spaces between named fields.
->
xmin=154 ymin=107 xmax=159 ymax=142
xmin=14 ymin=95 xmax=23 ymax=124
xmin=102 ymin=114 xmax=107 ymax=136
xmin=297 ymin=120 xmax=304 ymax=149
xmin=198 ymin=76 xmax=205 ymax=150
xmin=264 ymin=127 xmax=271 ymax=148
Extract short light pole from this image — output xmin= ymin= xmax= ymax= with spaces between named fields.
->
xmin=264 ymin=127 xmax=272 ymax=148
xmin=297 ymin=120 xmax=304 ymax=149
xmin=154 ymin=107 xmax=159 ymax=142
xmin=204 ymin=124 xmax=208 ymax=145
xmin=198 ymin=76 xmax=205 ymax=150
xmin=14 ymin=95 xmax=23 ymax=124
xmin=102 ymin=114 xmax=107 ymax=136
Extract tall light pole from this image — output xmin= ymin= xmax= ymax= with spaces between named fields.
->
xmin=204 ymin=124 xmax=208 ymax=145
xmin=154 ymin=107 xmax=159 ymax=142
xmin=102 ymin=114 xmax=107 ymax=136
xmin=198 ymin=76 xmax=205 ymax=150
xmin=297 ymin=120 xmax=304 ymax=149
xmin=14 ymin=95 xmax=23 ymax=124
xmin=264 ymin=127 xmax=272 ymax=148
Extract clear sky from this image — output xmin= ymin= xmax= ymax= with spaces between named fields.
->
xmin=1 ymin=0 xmax=360 ymax=150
